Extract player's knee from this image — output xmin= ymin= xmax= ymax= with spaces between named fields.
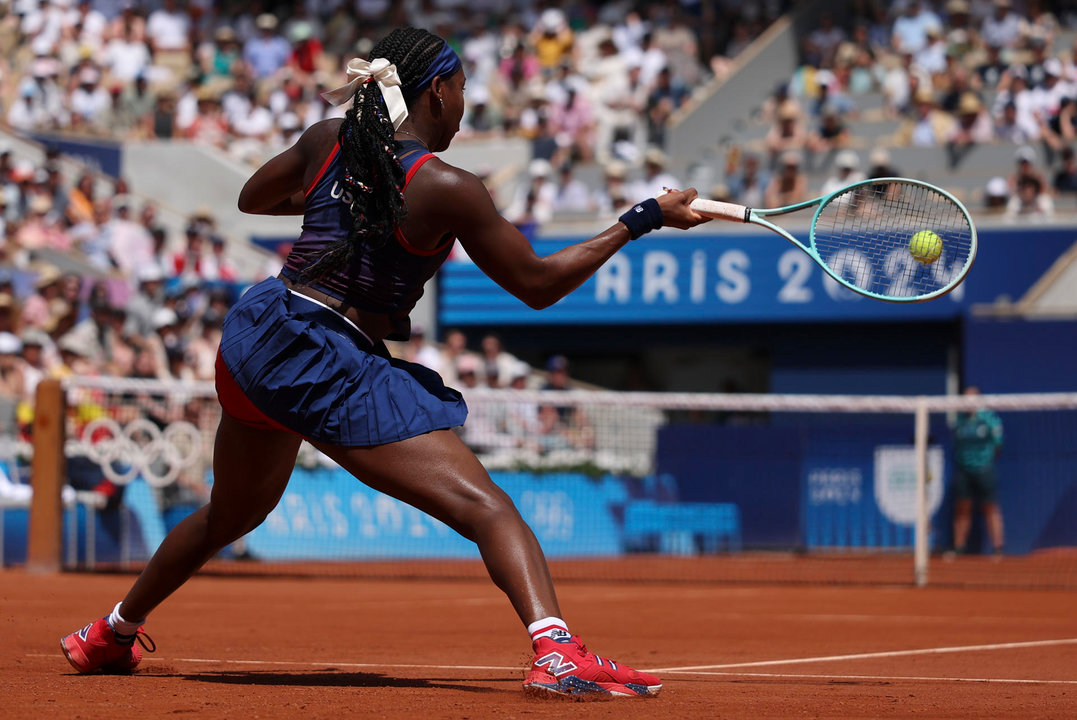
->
xmin=204 ymin=503 xmax=271 ymax=544
xmin=454 ymin=486 xmax=520 ymax=533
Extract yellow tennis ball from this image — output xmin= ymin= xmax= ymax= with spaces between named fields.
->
xmin=909 ymin=230 xmax=942 ymax=265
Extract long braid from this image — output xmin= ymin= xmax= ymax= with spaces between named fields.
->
xmin=301 ymin=28 xmax=448 ymax=283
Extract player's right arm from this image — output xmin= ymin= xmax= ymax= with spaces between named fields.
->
xmin=423 ymin=163 xmax=706 ymax=309
xmin=238 ymin=119 xmax=341 ymax=216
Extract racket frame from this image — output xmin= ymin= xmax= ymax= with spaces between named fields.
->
xmin=692 ymin=177 xmax=978 ymax=302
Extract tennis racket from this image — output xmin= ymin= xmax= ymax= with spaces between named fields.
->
xmin=689 ymin=177 xmax=977 ymax=302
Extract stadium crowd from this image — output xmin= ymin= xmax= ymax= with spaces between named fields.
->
xmin=0 ymin=0 xmax=783 ymax=216
xmin=722 ymin=0 xmax=1077 ymax=220
xmin=0 ymin=0 xmax=787 ymax=453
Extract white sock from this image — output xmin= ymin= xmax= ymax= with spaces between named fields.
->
xmin=107 ymin=602 xmax=143 ymax=637
xmin=528 ymin=617 xmax=570 ymax=643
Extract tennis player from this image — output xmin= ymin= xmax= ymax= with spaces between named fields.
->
xmin=61 ymin=27 xmax=706 ymax=698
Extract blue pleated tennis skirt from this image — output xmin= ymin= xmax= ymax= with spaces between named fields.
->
xmin=215 ymin=277 xmax=468 ymax=447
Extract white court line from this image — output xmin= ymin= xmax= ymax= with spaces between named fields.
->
xmin=649 ymin=637 xmax=1077 ymax=672
xmin=663 ymin=671 xmax=1077 ymax=686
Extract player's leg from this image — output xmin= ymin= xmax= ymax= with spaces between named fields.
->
xmin=983 ymin=501 xmax=1004 ymax=553
xmin=120 ymin=414 xmax=303 ymax=619
xmin=951 ymin=468 xmax=973 ymax=552
xmin=952 ymin=499 xmax=973 ymax=552
xmin=978 ymin=467 xmax=1004 ymax=553
xmin=62 ymin=414 xmax=302 ymax=673
xmin=312 ymin=429 xmax=661 ymax=697
xmin=313 ymin=428 xmax=560 ymax=624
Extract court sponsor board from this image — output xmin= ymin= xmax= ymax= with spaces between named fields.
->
xmin=245 ymin=469 xmax=624 ymax=560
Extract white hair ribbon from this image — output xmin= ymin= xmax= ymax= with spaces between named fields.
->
xmin=321 ymin=57 xmax=409 ymax=130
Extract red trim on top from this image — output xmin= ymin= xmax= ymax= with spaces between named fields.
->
xmin=403 ymin=152 xmax=435 ymax=186
xmin=395 ymin=152 xmax=455 ymax=256
xmin=394 ymin=228 xmax=456 ymax=257
xmin=305 ymin=142 xmax=341 ymax=197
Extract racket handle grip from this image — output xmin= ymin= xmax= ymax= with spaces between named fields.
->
xmin=690 ymin=198 xmax=751 ymax=223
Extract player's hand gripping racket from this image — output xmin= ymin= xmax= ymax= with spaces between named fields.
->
xmin=689 ymin=177 xmax=977 ymax=302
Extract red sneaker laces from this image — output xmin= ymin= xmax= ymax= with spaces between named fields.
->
xmin=569 ymin=636 xmax=610 ymax=665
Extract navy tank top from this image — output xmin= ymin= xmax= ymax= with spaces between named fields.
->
xmin=281 ymin=138 xmax=455 ymax=340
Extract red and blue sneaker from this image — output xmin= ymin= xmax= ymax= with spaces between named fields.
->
xmin=523 ymin=632 xmax=661 ymax=698
xmin=61 ymin=618 xmax=155 ymax=674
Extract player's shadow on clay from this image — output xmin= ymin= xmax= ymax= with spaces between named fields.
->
xmin=182 ymin=670 xmax=506 ymax=693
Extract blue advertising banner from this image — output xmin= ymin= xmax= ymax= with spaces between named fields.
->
xmin=26 ymin=132 xmax=123 ymax=178
xmin=439 ymin=227 xmax=1074 ymax=325
xmin=243 ymin=468 xmax=623 ymax=560
xmin=801 ymin=442 xmax=945 ymax=550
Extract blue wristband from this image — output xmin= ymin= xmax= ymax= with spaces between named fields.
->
xmin=618 ymin=198 xmax=664 ymax=240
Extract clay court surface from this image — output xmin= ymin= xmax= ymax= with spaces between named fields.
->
xmin=4 ymin=569 xmax=1075 ymax=719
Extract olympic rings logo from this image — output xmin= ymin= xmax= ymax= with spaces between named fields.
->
xmin=65 ymin=417 xmax=205 ymax=488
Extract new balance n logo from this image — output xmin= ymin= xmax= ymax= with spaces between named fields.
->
xmin=533 ymin=651 xmax=578 ymax=677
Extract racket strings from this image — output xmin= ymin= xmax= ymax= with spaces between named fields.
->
xmin=812 ymin=182 xmax=974 ymax=299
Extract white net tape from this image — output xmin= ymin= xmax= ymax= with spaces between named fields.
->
xmin=459 ymin=389 xmax=1077 ymax=413
xmin=63 ymin=375 xmax=215 ymax=397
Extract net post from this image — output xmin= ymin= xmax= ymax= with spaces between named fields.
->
xmin=27 ymin=378 xmax=67 ymax=573
xmin=913 ymin=397 xmax=930 ymax=588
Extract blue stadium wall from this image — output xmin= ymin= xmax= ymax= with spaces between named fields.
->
xmin=963 ymin=317 xmax=1077 ymax=393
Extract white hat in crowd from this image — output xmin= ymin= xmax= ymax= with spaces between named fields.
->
xmin=0 ymin=332 xmax=22 ymax=355
xmin=255 ymin=13 xmax=278 ymax=31
xmin=137 ymin=264 xmax=164 ymax=283
xmin=152 ymin=307 xmax=179 ymax=329
xmin=869 ymin=147 xmax=891 ymax=166
xmin=510 ymin=360 xmax=532 ymax=382
xmin=835 ymin=149 xmax=859 ymax=170
xmin=528 ymin=158 xmax=553 ymax=179
xmin=986 ymin=177 xmax=1009 ymax=198
xmin=58 ymin=333 xmax=92 ymax=357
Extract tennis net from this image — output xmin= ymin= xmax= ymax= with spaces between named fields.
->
xmin=11 ymin=375 xmax=1076 ymax=588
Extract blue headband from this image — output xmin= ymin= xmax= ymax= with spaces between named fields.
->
xmin=403 ymin=42 xmax=462 ymax=101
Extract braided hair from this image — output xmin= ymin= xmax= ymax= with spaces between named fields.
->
xmin=301 ymin=28 xmax=449 ymax=282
